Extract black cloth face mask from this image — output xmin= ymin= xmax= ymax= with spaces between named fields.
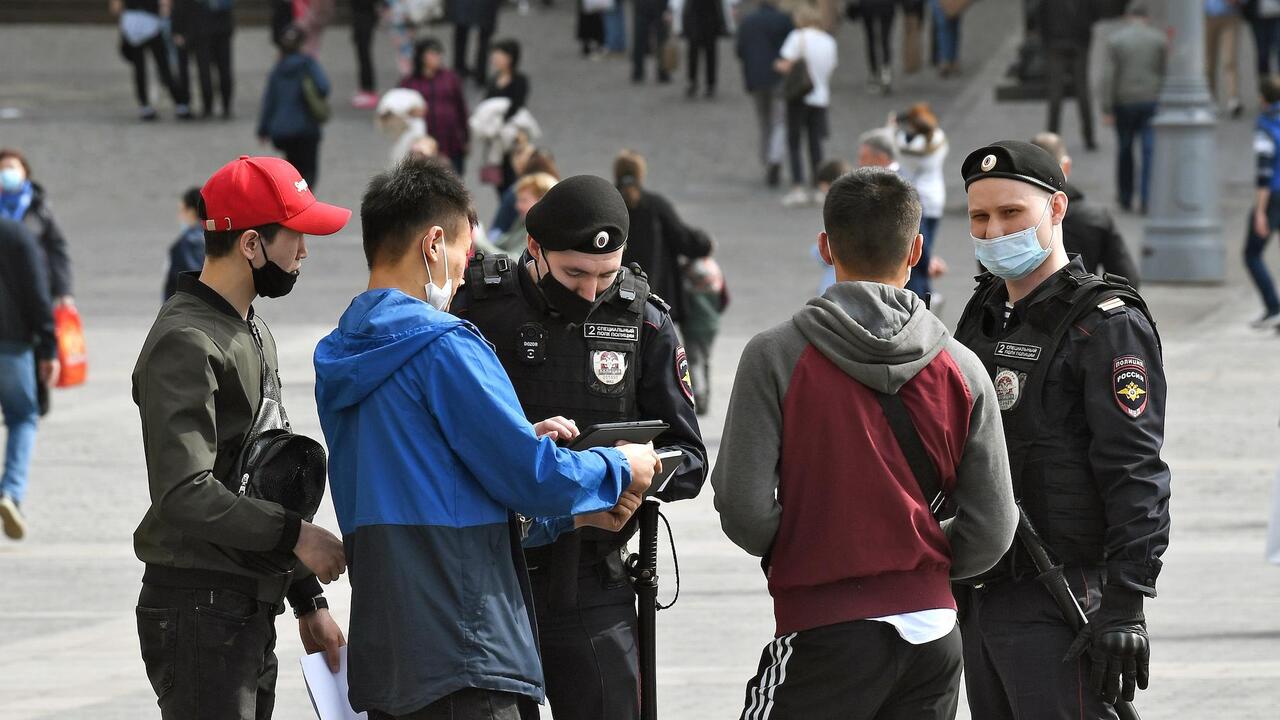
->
xmin=534 ymin=250 xmax=601 ymax=326
xmin=248 ymin=239 xmax=299 ymax=298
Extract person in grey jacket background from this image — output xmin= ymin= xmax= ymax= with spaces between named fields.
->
xmin=1101 ymin=2 xmax=1167 ymax=213
xmin=713 ymin=167 xmax=1016 ymax=718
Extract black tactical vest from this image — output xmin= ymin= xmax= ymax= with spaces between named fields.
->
xmin=954 ymin=266 xmax=1156 ymax=572
xmin=463 ymin=252 xmax=649 ymax=430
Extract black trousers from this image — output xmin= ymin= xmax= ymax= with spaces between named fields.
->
xmin=958 ymin=568 xmax=1119 ymax=720
xmin=352 ymin=1 xmax=378 ymax=92
xmin=632 ymin=1 xmax=671 ymax=81
xmin=455 ymin=23 xmax=494 ymax=82
xmin=686 ymin=37 xmax=718 ymax=91
xmin=1045 ymin=43 xmax=1096 ymax=148
xmin=863 ymin=7 xmax=895 ymax=75
xmin=786 ymin=101 xmax=827 ymax=187
xmin=136 ymin=584 xmax=280 ymax=720
xmin=127 ymin=35 xmax=185 ymax=108
xmin=273 ymin=136 xmax=321 ymax=188
xmin=368 ymin=689 xmax=537 ymax=720
xmin=738 ymin=620 xmax=962 ymax=720
xmin=529 ymin=561 xmax=641 ymax=720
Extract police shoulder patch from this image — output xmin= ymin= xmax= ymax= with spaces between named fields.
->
xmin=1112 ymin=355 xmax=1149 ymax=418
xmin=675 ymin=346 xmax=694 ymax=405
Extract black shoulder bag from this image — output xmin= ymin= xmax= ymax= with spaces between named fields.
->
xmin=875 ymin=390 xmax=947 ymax=521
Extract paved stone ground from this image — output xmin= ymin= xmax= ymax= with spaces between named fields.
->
xmin=2 ymin=2 xmax=1279 ymax=718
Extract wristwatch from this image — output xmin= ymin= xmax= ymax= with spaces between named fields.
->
xmin=292 ymin=594 xmax=329 ymax=619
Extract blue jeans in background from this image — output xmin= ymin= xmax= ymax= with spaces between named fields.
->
xmin=931 ymin=0 xmax=961 ymax=66
xmin=604 ymin=0 xmax=627 ymax=52
xmin=0 ymin=342 xmax=38 ymax=505
xmin=1245 ymin=196 xmax=1280 ymax=316
xmin=906 ymin=216 xmax=939 ymax=301
xmin=1114 ymin=101 xmax=1157 ymax=211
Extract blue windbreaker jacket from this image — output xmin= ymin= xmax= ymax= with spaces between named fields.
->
xmin=314 ymin=289 xmax=629 ymax=715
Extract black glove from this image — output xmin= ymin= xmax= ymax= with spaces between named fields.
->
xmin=1065 ymin=586 xmax=1150 ymax=705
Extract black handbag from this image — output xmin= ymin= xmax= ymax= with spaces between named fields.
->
xmin=232 ymin=321 xmax=328 ymax=523
xmin=783 ymin=55 xmax=814 ymax=103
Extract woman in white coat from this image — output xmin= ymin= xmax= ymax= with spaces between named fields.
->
xmin=891 ymin=103 xmax=948 ymax=301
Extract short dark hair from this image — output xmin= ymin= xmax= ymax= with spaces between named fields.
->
xmin=1264 ymin=75 xmax=1280 ymax=105
xmin=492 ymin=38 xmax=521 ymax=69
xmin=197 ymin=196 xmax=282 ymax=259
xmin=816 ymin=159 xmax=853 ymax=187
xmin=412 ymin=37 xmax=444 ymax=78
xmin=182 ymin=187 xmax=203 ymax=212
xmin=822 ymin=168 xmax=922 ymax=276
xmin=361 ymin=157 xmax=475 ymax=269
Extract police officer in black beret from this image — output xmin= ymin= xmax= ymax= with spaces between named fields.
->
xmin=451 ymin=175 xmax=707 ymax=720
xmin=953 ymin=141 xmax=1171 ymax=719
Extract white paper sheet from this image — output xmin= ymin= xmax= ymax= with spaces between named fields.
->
xmin=300 ymin=647 xmax=366 ymax=720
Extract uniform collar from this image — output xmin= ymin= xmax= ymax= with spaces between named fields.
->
xmin=981 ymin=256 xmax=1089 ymax=323
xmin=176 ymin=271 xmax=254 ymax=322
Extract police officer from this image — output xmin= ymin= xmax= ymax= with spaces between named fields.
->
xmin=953 ymin=141 xmax=1171 ymax=720
xmin=451 ymin=174 xmax=707 ymax=720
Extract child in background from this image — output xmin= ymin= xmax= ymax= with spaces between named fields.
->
xmin=681 ymin=229 xmax=728 ymax=415
xmin=164 ymin=187 xmax=206 ymax=301
xmin=810 ymin=158 xmax=853 ymax=294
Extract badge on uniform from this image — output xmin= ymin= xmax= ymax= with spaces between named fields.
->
xmin=994 ymin=367 xmax=1025 ymax=412
xmin=592 ymin=350 xmax=628 ymax=386
xmin=1112 ymin=355 xmax=1149 ymax=418
xmin=675 ymin=346 xmax=694 ymax=404
xmin=994 ymin=341 xmax=1042 ymax=362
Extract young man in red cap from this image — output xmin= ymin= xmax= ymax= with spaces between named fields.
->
xmin=131 ymin=156 xmax=352 ymax=719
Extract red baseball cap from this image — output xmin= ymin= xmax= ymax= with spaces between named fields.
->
xmin=201 ymin=155 xmax=351 ymax=236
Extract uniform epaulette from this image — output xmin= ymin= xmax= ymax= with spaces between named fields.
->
xmin=1097 ymin=297 xmax=1126 ymax=315
xmin=646 ymin=292 xmax=672 ymax=315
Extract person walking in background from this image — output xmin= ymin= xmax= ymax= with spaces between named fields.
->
xmin=0 ymin=219 xmax=58 ymax=541
xmin=578 ymin=0 xmax=607 ymax=57
xmin=350 ymin=0 xmax=384 ymax=109
xmin=858 ymin=0 xmax=897 ymax=94
xmin=891 ymin=104 xmax=947 ymax=303
xmin=736 ymin=0 xmax=793 ymax=188
xmin=1101 ymin=2 xmax=1167 ymax=214
xmin=1206 ymin=0 xmax=1245 ymax=118
xmin=401 ymin=37 xmax=471 ymax=176
xmin=680 ymin=0 xmax=727 ymax=98
xmin=164 ymin=187 xmax=207 ymax=300
xmin=633 ymin=0 xmax=673 ymax=84
xmin=111 ymin=0 xmax=191 ymax=121
xmin=857 ymin=128 xmax=899 ymax=172
xmin=812 ymin=158 xmax=854 ymax=293
xmin=713 ymin=168 xmax=1016 ymax=720
xmin=1031 ymin=132 xmax=1142 ymax=287
xmin=257 ymin=24 xmax=331 ymax=188
xmin=930 ymin=0 xmax=962 ymax=78
xmin=173 ymin=0 xmax=236 ymax=119
xmin=482 ymin=39 xmax=532 ymax=195
xmin=449 ymin=0 xmax=501 ymax=84
xmin=489 ymin=147 xmax=560 ymax=242
xmin=615 ymin=149 xmax=714 ymax=325
xmin=474 ymin=171 xmax=558 ymax=256
xmin=1248 ymin=0 xmax=1280 ymax=77
xmin=680 ymin=232 xmax=727 ymax=414
xmin=1042 ymin=0 xmax=1099 ymax=151
xmin=1246 ymin=76 xmax=1280 ymax=328
xmin=0 ymin=150 xmax=73 ymax=310
xmin=777 ymin=3 xmax=837 ymax=208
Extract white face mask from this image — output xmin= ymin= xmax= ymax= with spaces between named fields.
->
xmin=422 ymin=238 xmax=453 ymax=311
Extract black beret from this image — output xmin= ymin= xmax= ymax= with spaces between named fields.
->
xmin=961 ymin=140 xmax=1067 ymax=194
xmin=525 ymin=175 xmax=630 ymax=254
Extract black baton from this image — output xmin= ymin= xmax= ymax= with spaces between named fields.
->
xmin=629 ymin=500 xmax=660 ymax=720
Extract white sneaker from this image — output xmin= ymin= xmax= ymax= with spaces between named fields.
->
xmin=782 ymin=187 xmax=811 ymax=208
xmin=1249 ymin=311 xmax=1280 ymax=330
xmin=0 ymin=496 xmax=26 ymax=540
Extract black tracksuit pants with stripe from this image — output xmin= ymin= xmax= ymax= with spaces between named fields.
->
xmin=738 ymin=619 xmax=962 ymax=720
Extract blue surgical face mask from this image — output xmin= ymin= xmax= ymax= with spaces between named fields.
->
xmin=971 ymin=198 xmax=1054 ymax=280
xmin=0 ymin=168 xmax=25 ymax=193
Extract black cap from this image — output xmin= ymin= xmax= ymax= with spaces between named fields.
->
xmin=961 ymin=140 xmax=1067 ymax=194
xmin=525 ymin=175 xmax=630 ymax=254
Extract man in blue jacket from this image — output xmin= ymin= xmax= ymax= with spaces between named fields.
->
xmin=314 ymin=158 xmax=660 ymax=720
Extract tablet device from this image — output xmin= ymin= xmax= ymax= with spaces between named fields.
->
xmin=569 ymin=421 xmax=669 ymax=450
xmin=647 ymin=449 xmax=684 ymax=498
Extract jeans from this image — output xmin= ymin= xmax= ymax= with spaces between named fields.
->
xmin=603 ymin=1 xmax=627 ymax=52
xmin=0 ymin=343 xmax=38 ymax=504
xmin=1245 ymin=195 xmax=1280 ymax=316
xmin=136 ymin=584 xmax=281 ymax=720
xmin=930 ymin=0 xmax=960 ymax=65
xmin=906 ymin=216 xmax=939 ymax=300
xmin=786 ymin=101 xmax=827 ymax=186
xmin=751 ymin=86 xmax=787 ymax=168
xmin=1114 ymin=101 xmax=1157 ymax=210
xmin=368 ymin=688 xmax=535 ymax=720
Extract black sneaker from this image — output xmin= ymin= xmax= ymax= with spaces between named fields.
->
xmin=139 ymin=106 xmax=158 ymax=122
xmin=0 ymin=495 xmax=26 ymax=540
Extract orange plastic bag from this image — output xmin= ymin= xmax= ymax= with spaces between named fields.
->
xmin=53 ymin=304 xmax=87 ymax=388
